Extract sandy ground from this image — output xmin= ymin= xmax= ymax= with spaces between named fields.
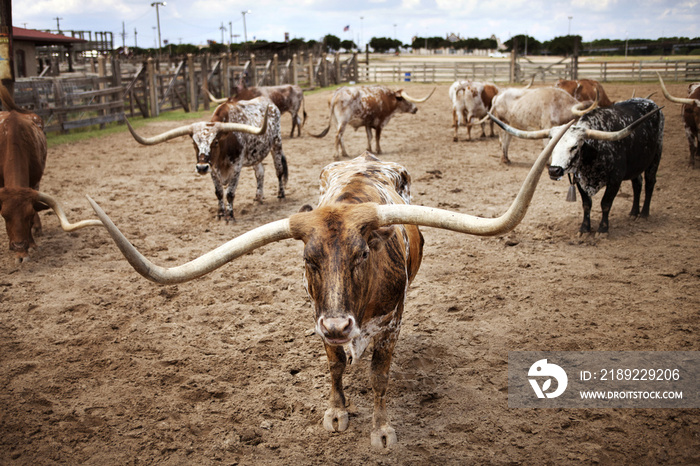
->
xmin=1 ymin=82 xmax=698 ymax=465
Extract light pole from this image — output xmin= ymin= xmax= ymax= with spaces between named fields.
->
xmin=360 ymin=16 xmax=364 ymax=50
xmin=242 ymin=10 xmax=251 ymax=43
xmin=151 ymin=2 xmax=166 ymax=60
xmin=220 ymin=22 xmax=226 ymax=44
xmin=568 ymin=16 xmax=573 ymax=36
xmin=625 ymin=33 xmax=629 ymax=58
xmin=393 ymin=23 xmax=397 ymax=40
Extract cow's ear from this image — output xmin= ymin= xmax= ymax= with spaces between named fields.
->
xmin=395 ymin=90 xmax=404 ymax=100
xmin=367 ymin=226 xmax=395 ymax=250
xmin=298 ymin=204 xmax=313 ymax=213
xmin=33 ymin=200 xmax=50 ymax=212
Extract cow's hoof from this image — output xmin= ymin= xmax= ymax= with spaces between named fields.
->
xmin=453 ymin=137 xmax=458 ymax=142
xmin=371 ymin=425 xmax=397 ymax=449
xmin=323 ymin=408 xmax=349 ymax=432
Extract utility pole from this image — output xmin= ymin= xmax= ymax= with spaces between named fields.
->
xmin=151 ymin=2 xmax=166 ymax=61
xmin=121 ymin=22 xmax=126 ymax=48
xmin=220 ymin=22 xmax=225 ymax=44
xmin=0 ymin=0 xmax=15 ymax=94
xmin=229 ymin=21 xmax=233 ymax=46
xmin=134 ymin=28 xmax=138 ymax=48
xmin=54 ymin=16 xmax=63 ymax=34
xmin=241 ymin=10 xmax=251 ymax=43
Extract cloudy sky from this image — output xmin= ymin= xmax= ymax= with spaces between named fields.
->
xmin=13 ymin=0 xmax=699 ymax=49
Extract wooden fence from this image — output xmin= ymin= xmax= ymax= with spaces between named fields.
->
xmin=362 ymin=57 xmax=700 ymax=84
xmin=14 ymin=51 xmax=359 ymax=131
xmin=11 ymin=53 xmax=699 ymax=133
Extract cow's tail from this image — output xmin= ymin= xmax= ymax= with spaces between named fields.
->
xmin=281 ymin=153 xmax=289 ymax=187
xmin=455 ymin=88 xmax=466 ymax=126
xmin=308 ymin=99 xmax=336 ymax=138
xmin=0 ymin=85 xmax=31 ymax=114
xmin=301 ymin=96 xmax=308 ymax=129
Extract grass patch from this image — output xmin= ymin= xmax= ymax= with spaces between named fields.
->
xmin=46 ymin=108 xmax=210 ymax=148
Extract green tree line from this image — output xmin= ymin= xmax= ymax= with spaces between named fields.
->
xmin=122 ymin=34 xmax=700 ymax=57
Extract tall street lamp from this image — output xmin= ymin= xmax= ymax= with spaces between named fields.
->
xmin=242 ymin=10 xmax=251 ymax=43
xmin=151 ymin=1 xmax=166 ymax=60
xmin=568 ymin=16 xmax=573 ymax=36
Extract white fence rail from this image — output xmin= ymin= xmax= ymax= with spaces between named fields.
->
xmin=359 ymin=58 xmax=700 ymax=84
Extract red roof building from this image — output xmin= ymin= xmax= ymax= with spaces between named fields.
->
xmin=12 ymin=26 xmax=87 ymax=77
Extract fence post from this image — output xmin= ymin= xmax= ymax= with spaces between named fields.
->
xmin=97 ymin=55 xmax=107 ymax=128
xmin=202 ymin=54 xmax=210 ymax=111
xmin=111 ymin=56 xmax=122 ymax=88
xmin=353 ymin=52 xmax=358 ymax=82
xmin=273 ymin=54 xmax=280 ymax=86
xmin=334 ymin=52 xmax=340 ymax=84
xmin=222 ymin=53 xmax=231 ymax=97
xmin=187 ymin=53 xmax=197 ymax=112
xmin=321 ymin=54 xmax=329 ymax=87
xmin=146 ymin=58 xmax=159 ymax=117
xmin=292 ymin=53 xmax=298 ymax=85
xmin=309 ymin=53 xmax=315 ymax=88
xmin=249 ymin=54 xmax=257 ymax=86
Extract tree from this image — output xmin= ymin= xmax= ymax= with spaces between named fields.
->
xmin=411 ymin=36 xmax=448 ymax=50
xmin=369 ymin=37 xmax=402 ymax=53
xmin=543 ymin=35 xmax=582 ymax=56
xmin=504 ymin=35 xmax=541 ymax=55
xmin=323 ymin=34 xmax=341 ymax=52
xmin=340 ymin=39 xmax=357 ymax=51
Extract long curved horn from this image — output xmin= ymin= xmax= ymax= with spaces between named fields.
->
xmin=207 ymin=90 xmax=228 ymax=104
xmin=525 ymin=74 xmax=535 ymax=88
xmin=216 ymin=106 xmax=269 ymax=135
xmin=376 ymin=120 xmax=574 ymax=236
xmin=658 ymin=72 xmax=698 ymax=105
xmin=36 ymin=192 xmax=103 ymax=231
xmin=487 ymin=112 xmax=552 ymax=139
xmin=476 ymin=114 xmax=490 ymax=125
xmin=584 ymin=106 xmax=664 ymax=141
xmin=125 ymin=117 xmax=193 ymax=146
xmin=400 ymin=87 xmax=436 ymax=103
xmin=87 ymin=195 xmax=293 ymax=284
xmin=571 ymin=88 xmax=599 ymax=116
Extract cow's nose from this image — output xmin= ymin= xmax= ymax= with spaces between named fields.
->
xmin=318 ymin=316 xmax=355 ymax=344
xmin=196 ymin=163 xmax=210 ymax=175
xmin=548 ymin=166 xmax=564 ymax=180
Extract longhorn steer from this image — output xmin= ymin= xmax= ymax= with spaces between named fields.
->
xmin=556 ymin=79 xmax=614 ymax=107
xmin=311 ymin=85 xmax=434 ymax=159
xmin=449 ymin=80 xmax=499 ymax=141
xmin=211 ymin=84 xmax=307 ymax=138
xmin=658 ymin=73 xmax=700 ymax=167
xmin=0 ymin=85 xmax=101 ymax=262
xmin=127 ymin=96 xmax=286 ymax=222
xmin=491 ymin=98 xmax=664 ymax=234
xmin=88 ymin=123 xmax=572 ymax=449
xmin=490 ymin=87 xmax=597 ymax=164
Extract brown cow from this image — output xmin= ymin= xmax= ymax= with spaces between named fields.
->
xmin=211 ymin=83 xmax=307 ymax=138
xmin=449 ymin=80 xmax=499 ymax=141
xmin=0 ymin=86 xmax=102 ymax=262
xmin=658 ymin=73 xmax=700 ymax=167
xmin=310 ymin=85 xmax=434 ymax=159
xmin=88 ymin=122 xmax=572 ymax=449
xmin=556 ymin=78 xmax=614 ymax=107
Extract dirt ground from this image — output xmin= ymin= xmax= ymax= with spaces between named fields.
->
xmin=1 ymin=81 xmax=698 ymax=465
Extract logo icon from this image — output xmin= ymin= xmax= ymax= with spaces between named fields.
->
xmin=528 ymin=359 xmax=568 ymax=398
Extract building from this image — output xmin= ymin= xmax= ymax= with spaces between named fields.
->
xmin=12 ymin=27 xmax=87 ymax=77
